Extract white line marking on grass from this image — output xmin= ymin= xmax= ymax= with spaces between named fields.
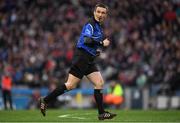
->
xmin=58 ymin=114 xmax=87 ymax=120
xmin=71 ymin=117 xmax=86 ymax=120
xmin=81 ymin=112 xmax=94 ymax=115
xmin=58 ymin=114 xmax=70 ymax=118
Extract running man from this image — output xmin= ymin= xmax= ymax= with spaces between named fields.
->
xmin=39 ymin=3 xmax=116 ymax=120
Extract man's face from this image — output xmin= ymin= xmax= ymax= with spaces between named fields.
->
xmin=94 ymin=7 xmax=107 ymax=23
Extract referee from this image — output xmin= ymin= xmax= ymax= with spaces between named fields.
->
xmin=39 ymin=3 xmax=116 ymax=120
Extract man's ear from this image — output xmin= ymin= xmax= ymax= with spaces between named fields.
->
xmin=93 ymin=10 xmax=96 ymax=15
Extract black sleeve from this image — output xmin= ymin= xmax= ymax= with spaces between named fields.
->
xmin=84 ymin=36 xmax=104 ymax=46
xmin=84 ymin=36 xmax=103 ymax=45
xmin=84 ymin=36 xmax=104 ymax=47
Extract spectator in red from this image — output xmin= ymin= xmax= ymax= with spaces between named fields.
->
xmin=1 ymin=73 xmax=13 ymax=110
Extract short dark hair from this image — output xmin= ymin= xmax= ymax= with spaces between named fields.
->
xmin=94 ymin=3 xmax=109 ymax=12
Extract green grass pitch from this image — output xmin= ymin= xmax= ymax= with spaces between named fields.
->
xmin=0 ymin=109 xmax=180 ymax=122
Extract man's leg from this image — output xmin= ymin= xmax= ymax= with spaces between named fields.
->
xmin=40 ymin=74 xmax=81 ymax=116
xmin=87 ymin=72 xmax=116 ymax=120
xmin=7 ymin=91 xmax=13 ymax=110
xmin=87 ymin=72 xmax=104 ymax=114
xmin=2 ymin=90 xmax=7 ymax=110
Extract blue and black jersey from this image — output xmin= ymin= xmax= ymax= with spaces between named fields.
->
xmin=76 ymin=18 xmax=105 ymax=56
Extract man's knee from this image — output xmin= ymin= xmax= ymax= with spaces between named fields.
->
xmin=94 ymin=80 xmax=104 ymax=89
xmin=65 ymin=82 xmax=76 ymax=90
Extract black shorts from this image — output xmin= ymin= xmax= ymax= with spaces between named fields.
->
xmin=69 ymin=48 xmax=99 ymax=79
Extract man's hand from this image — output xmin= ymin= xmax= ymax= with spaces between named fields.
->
xmin=102 ymin=38 xmax=110 ymax=47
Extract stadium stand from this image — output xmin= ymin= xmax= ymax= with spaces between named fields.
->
xmin=0 ymin=0 xmax=180 ymax=109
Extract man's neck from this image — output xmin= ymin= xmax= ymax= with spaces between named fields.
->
xmin=93 ymin=17 xmax=102 ymax=25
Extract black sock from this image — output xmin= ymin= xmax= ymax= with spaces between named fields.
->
xmin=94 ymin=89 xmax=105 ymax=114
xmin=44 ymin=83 xmax=67 ymax=103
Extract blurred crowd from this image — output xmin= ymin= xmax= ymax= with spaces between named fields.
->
xmin=0 ymin=0 xmax=180 ymax=91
